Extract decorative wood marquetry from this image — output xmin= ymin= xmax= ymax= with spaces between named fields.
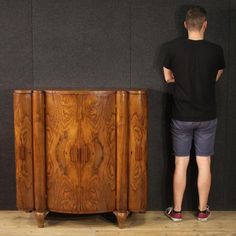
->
xmin=13 ymin=89 xmax=148 ymax=228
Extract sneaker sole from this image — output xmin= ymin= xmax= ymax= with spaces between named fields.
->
xmin=197 ymin=213 xmax=211 ymax=222
xmin=165 ymin=211 xmax=182 ymax=222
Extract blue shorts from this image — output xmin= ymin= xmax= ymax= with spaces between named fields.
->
xmin=170 ymin=118 xmax=218 ymax=156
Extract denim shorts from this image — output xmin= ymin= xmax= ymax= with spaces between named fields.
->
xmin=170 ymin=118 xmax=218 ymax=156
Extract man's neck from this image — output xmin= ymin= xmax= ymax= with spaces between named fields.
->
xmin=188 ymin=31 xmax=204 ymax=40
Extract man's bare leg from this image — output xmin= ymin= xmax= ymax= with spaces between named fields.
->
xmin=196 ymin=156 xmax=211 ymax=211
xmin=173 ymin=156 xmax=190 ymax=211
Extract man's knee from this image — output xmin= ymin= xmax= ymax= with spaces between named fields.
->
xmin=175 ymin=156 xmax=190 ymax=169
xmin=196 ymin=156 xmax=211 ymax=169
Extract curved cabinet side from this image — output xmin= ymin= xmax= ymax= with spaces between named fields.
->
xmin=128 ymin=91 xmax=148 ymax=212
xmin=116 ymin=91 xmax=128 ymax=211
xmin=13 ymin=91 xmax=34 ymax=211
xmin=32 ymin=91 xmax=46 ymax=214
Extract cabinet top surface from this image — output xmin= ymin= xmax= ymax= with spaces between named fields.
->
xmin=14 ymin=88 xmax=147 ymax=94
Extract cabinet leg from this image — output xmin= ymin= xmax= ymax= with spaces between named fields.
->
xmin=35 ymin=211 xmax=48 ymax=228
xmin=113 ymin=211 xmax=129 ymax=228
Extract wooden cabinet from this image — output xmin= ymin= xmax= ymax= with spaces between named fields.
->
xmin=13 ymin=89 xmax=148 ymax=228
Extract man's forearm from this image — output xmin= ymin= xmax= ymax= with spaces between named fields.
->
xmin=163 ymin=67 xmax=176 ymax=83
xmin=166 ymin=77 xmax=175 ymax=83
xmin=216 ymin=69 xmax=224 ymax=81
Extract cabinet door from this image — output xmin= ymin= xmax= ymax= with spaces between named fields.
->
xmin=45 ymin=93 xmax=80 ymax=213
xmin=78 ymin=92 xmax=116 ymax=213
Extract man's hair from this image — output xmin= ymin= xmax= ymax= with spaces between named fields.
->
xmin=185 ymin=6 xmax=207 ymax=31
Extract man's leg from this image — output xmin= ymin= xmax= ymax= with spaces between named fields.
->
xmin=166 ymin=119 xmax=193 ymax=221
xmin=194 ymin=118 xmax=217 ymax=212
xmin=173 ymin=156 xmax=190 ymax=211
xmin=170 ymin=119 xmax=193 ymax=212
xmin=196 ymin=155 xmax=211 ymax=211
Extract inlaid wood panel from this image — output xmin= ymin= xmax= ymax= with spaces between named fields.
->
xmin=79 ymin=92 xmax=116 ymax=213
xmin=13 ymin=91 xmax=34 ymax=211
xmin=45 ymin=93 xmax=80 ymax=213
xmin=128 ymin=91 xmax=148 ymax=211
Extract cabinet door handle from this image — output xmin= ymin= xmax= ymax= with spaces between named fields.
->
xmin=135 ymin=146 xmax=142 ymax=161
xmin=81 ymin=145 xmax=90 ymax=164
xmin=70 ymin=145 xmax=79 ymax=163
xmin=19 ymin=145 xmax=26 ymax=160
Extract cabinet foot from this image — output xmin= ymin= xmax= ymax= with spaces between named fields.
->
xmin=35 ymin=211 xmax=48 ymax=228
xmin=113 ymin=211 xmax=129 ymax=228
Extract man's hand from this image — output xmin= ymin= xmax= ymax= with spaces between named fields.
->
xmin=163 ymin=67 xmax=175 ymax=83
xmin=216 ymin=69 xmax=224 ymax=82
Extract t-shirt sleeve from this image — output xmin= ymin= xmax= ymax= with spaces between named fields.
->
xmin=163 ymin=46 xmax=172 ymax=69
xmin=217 ymin=46 xmax=225 ymax=70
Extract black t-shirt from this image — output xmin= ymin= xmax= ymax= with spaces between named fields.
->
xmin=163 ymin=37 xmax=225 ymax=121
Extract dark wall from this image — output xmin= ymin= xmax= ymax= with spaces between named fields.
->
xmin=0 ymin=0 xmax=32 ymax=209
xmin=0 ymin=0 xmax=235 ymax=210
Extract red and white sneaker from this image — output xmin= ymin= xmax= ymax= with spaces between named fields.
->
xmin=197 ymin=205 xmax=211 ymax=221
xmin=165 ymin=207 xmax=182 ymax=222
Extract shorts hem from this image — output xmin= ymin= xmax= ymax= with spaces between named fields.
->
xmin=174 ymin=154 xmax=190 ymax=157
xmin=196 ymin=153 xmax=214 ymax=156
xmin=173 ymin=153 xmax=214 ymax=156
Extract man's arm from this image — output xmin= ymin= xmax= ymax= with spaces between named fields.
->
xmin=216 ymin=69 xmax=224 ymax=82
xmin=163 ymin=66 xmax=175 ymax=83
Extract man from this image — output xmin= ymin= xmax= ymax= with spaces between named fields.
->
xmin=162 ymin=6 xmax=225 ymax=222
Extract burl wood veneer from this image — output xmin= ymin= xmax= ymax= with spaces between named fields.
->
xmin=13 ymin=89 xmax=148 ymax=228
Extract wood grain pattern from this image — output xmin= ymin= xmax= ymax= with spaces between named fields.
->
xmin=14 ymin=89 xmax=148 ymax=228
xmin=46 ymin=93 xmax=80 ymax=213
xmin=13 ymin=90 xmax=34 ymax=211
xmin=128 ymin=91 xmax=148 ymax=211
xmin=116 ymin=91 xmax=128 ymax=211
xmin=79 ymin=93 xmax=116 ymax=213
xmin=45 ymin=92 xmax=116 ymax=213
xmin=33 ymin=91 xmax=46 ymax=213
